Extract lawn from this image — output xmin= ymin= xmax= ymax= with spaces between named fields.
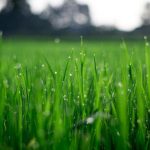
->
xmin=0 ymin=37 xmax=150 ymax=150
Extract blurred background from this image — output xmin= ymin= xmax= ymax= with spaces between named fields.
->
xmin=0 ymin=0 xmax=150 ymax=38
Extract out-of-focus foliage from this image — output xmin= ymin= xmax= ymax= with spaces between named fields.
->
xmin=0 ymin=0 xmax=94 ymax=36
xmin=41 ymin=0 xmax=91 ymax=29
xmin=3 ymin=0 xmax=30 ymax=13
xmin=142 ymin=3 xmax=150 ymax=25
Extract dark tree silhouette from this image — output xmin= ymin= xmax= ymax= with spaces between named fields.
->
xmin=0 ymin=0 xmax=53 ymax=35
xmin=3 ymin=0 xmax=30 ymax=13
xmin=142 ymin=3 xmax=150 ymax=25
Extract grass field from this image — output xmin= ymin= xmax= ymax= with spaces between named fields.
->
xmin=0 ymin=37 xmax=150 ymax=150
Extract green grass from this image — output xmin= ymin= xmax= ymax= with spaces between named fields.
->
xmin=0 ymin=37 xmax=150 ymax=150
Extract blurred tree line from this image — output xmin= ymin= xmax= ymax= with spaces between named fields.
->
xmin=0 ymin=0 xmax=53 ymax=35
xmin=131 ymin=2 xmax=150 ymax=37
xmin=0 ymin=0 xmax=150 ymax=37
xmin=0 ymin=0 xmax=95 ymax=36
xmin=142 ymin=3 xmax=150 ymax=25
xmin=3 ymin=0 xmax=30 ymax=13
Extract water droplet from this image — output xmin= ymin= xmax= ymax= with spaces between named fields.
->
xmin=118 ymin=82 xmax=122 ymax=88
xmin=137 ymin=119 xmax=141 ymax=124
xmin=41 ymin=64 xmax=45 ymax=68
xmin=69 ymin=73 xmax=72 ymax=77
xmin=54 ymin=38 xmax=60 ymax=44
xmin=87 ymin=117 xmax=94 ymax=124
xmin=14 ymin=63 xmax=22 ymax=70
xmin=144 ymin=36 xmax=147 ymax=40
xmin=146 ymin=42 xmax=149 ymax=46
xmin=116 ymin=131 xmax=120 ymax=136
xmin=84 ymin=94 xmax=87 ymax=98
xmin=51 ymin=88 xmax=55 ymax=92
xmin=75 ymin=58 xmax=78 ymax=61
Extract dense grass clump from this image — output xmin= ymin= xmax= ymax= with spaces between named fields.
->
xmin=0 ymin=38 xmax=150 ymax=150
